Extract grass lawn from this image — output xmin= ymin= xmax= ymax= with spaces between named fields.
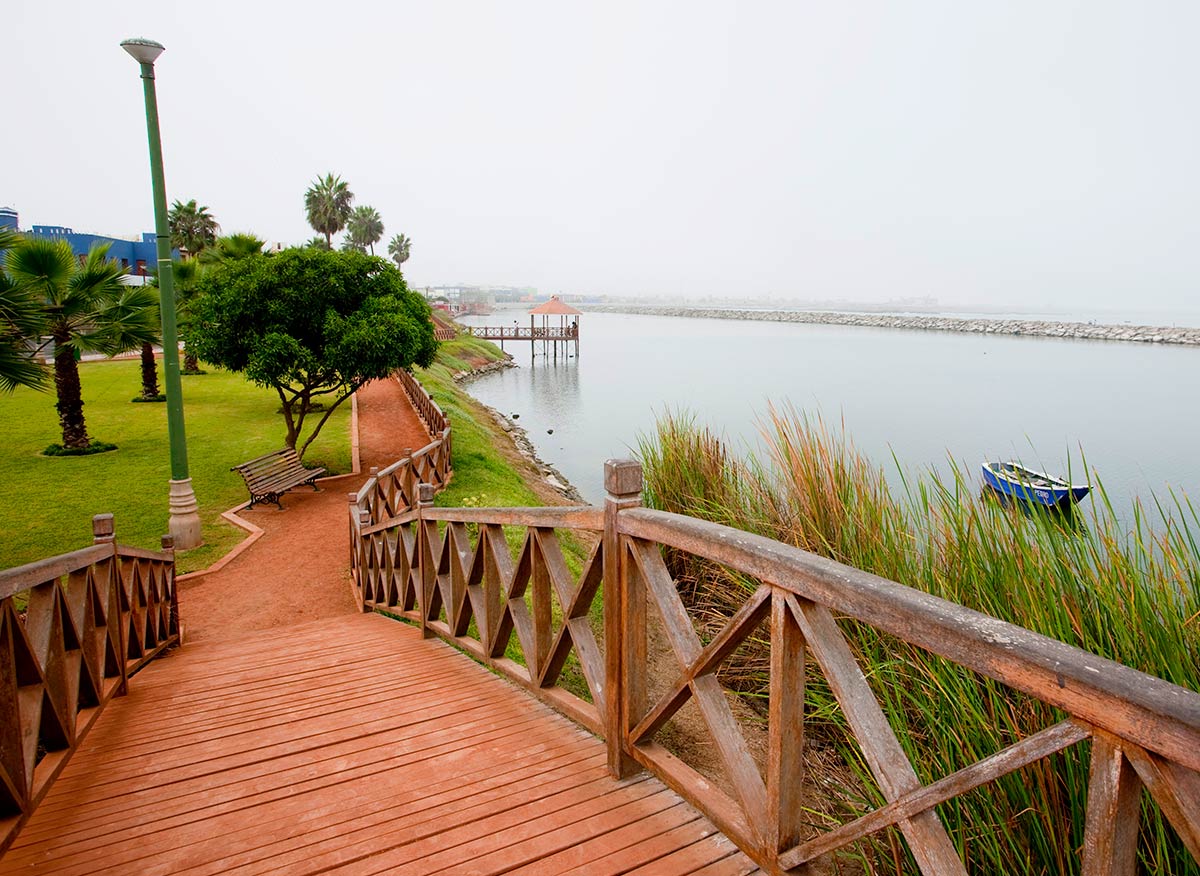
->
xmin=0 ymin=359 xmax=351 ymax=574
xmin=417 ymin=336 xmax=546 ymax=510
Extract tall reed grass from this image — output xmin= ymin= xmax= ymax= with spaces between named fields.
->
xmin=639 ymin=407 xmax=1199 ymax=875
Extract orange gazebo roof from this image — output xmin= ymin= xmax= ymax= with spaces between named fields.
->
xmin=529 ymin=296 xmax=582 ymax=316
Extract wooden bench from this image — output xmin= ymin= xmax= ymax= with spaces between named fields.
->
xmin=231 ymin=448 xmax=326 ymax=509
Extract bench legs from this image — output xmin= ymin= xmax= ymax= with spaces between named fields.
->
xmin=248 ymin=493 xmax=284 ymax=511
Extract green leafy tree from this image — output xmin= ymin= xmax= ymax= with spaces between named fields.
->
xmin=0 ymin=230 xmax=49 ymax=392
xmin=190 ymin=248 xmax=436 ymax=458
xmin=387 ymin=233 xmax=411 ymax=270
xmin=168 ymin=199 xmax=220 ymax=258
xmin=347 ymin=205 xmax=384 ymax=255
xmin=303 ymin=173 xmax=354 ymax=249
xmin=5 ymin=238 xmax=159 ymax=448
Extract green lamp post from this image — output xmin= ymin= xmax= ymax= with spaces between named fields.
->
xmin=121 ymin=37 xmax=202 ymax=549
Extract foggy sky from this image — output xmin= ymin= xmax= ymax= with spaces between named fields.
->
xmin=5 ymin=2 xmax=1198 ymax=311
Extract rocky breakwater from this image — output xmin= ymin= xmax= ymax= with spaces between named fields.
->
xmin=584 ymin=305 xmax=1200 ymax=346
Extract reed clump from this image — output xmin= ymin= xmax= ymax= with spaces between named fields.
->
xmin=638 ymin=407 xmax=1200 ymax=875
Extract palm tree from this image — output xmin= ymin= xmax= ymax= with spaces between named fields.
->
xmin=303 ymin=236 xmax=331 ymax=250
xmin=347 ymin=206 xmax=384 ymax=255
xmin=168 ymin=199 xmax=220 ymax=258
xmin=387 ymin=233 xmax=412 ymax=270
xmin=171 ymin=258 xmax=207 ymax=374
xmin=304 ymin=173 xmax=354 ymax=248
xmin=5 ymin=239 xmax=159 ymax=448
xmin=0 ymin=229 xmax=49 ymax=393
xmin=200 ymin=233 xmax=265 ymax=264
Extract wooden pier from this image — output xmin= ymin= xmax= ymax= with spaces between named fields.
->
xmin=464 ymin=296 xmax=582 ymax=359
xmin=1 ymin=615 xmax=757 ymax=875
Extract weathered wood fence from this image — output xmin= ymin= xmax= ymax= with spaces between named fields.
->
xmin=0 ymin=515 xmax=179 ymax=853
xmin=350 ymin=455 xmax=1200 ymax=874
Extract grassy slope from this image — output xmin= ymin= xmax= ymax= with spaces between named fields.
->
xmin=417 ymin=335 xmax=546 ymax=509
xmin=0 ymin=359 xmax=350 ymax=573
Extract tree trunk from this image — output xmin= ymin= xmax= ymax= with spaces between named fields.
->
xmin=183 ymin=352 xmax=201 ymax=374
xmin=325 ymin=231 xmax=332 ymax=249
xmin=140 ymin=342 xmax=161 ymax=398
xmin=53 ymin=337 xmax=90 ymax=449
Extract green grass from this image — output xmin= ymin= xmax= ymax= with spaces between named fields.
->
xmin=639 ymin=408 xmax=1200 ymax=875
xmin=0 ymin=358 xmax=351 ymax=574
xmin=418 ymin=337 xmax=546 ymax=510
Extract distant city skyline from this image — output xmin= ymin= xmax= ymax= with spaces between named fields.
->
xmin=7 ymin=1 xmax=1199 ymax=312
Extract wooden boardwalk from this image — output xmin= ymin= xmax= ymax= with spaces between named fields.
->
xmin=0 ymin=614 xmax=760 ymax=876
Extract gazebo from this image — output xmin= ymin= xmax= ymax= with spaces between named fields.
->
xmin=529 ymin=295 xmax=581 ymax=359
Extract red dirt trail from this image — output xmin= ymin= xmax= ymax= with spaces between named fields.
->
xmin=177 ymin=377 xmax=432 ymax=643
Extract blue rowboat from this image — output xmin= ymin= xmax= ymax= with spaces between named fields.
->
xmin=981 ymin=461 xmax=1090 ymax=507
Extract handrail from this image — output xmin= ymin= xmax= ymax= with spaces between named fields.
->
xmin=619 ymin=507 xmax=1200 ymax=774
xmin=349 ymin=439 xmax=1200 ymax=873
xmin=0 ymin=544 xmax=113 ymax=601
xmin=0 ymin=515 xmax=179 ymax=854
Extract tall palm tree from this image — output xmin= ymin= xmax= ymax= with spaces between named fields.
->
xmin=0 ymin=229 xmax=49 ymax=393
xmin=168 ymin=199 xmax=220 ymax=258
xmin=5 ymin=239 xmax=159 ymax=448
xmin=304 ymin=173 xmax=354 ymax=248
xmin=387 ymin=233 xmax=412 ymax=270
xmin=347 ymin=206 xmax=385 ymax=255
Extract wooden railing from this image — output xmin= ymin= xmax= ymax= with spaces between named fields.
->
xmin=0 ymin=515 xmax=179 ymax=853
xmin=350 ymin=457 xmax=1200 ymax=875
xmin=394 ymin=367 xmax=449 ymax=441
xmin=465 ymin=325 xmax=578 ymax=341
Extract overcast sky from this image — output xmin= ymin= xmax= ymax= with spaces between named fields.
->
xmin=5 ymin=2 xmax=1198 ymax=311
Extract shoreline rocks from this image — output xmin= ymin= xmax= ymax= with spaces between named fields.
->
xmin=581 ymin=305 xmax=1200 ymax=346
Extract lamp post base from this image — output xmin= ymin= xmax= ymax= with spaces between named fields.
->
xmin=168 ymin=477 xmax=203 ymax=549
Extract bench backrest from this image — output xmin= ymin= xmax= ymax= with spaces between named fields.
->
xmin=233 ymin=448 xmax=308 ymax=486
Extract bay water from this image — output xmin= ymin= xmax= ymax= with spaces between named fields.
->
xmin=456 ymin=311 xmax=1200 ymax=517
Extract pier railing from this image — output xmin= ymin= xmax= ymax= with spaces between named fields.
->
xmin=464 ymin=326 xmax=577 ymax=341
xmin=0 ymin=515 xmax=179 ymax=853
xmin=350 ymin=457 xmax=1200 ymax=874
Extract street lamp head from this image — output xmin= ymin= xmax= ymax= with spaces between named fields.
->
xmin=120 ymin=37 xmax=165 ymax=65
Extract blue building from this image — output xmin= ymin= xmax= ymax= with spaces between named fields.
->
xmin=0 ymin=207 xmax=173 ymax=276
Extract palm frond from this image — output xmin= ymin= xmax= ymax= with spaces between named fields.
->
xmin=84 ymin=284 xmax=160 ymax=355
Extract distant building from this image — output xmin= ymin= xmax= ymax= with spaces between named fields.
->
xmin=0 ymin=206 xmax=175 ymax=279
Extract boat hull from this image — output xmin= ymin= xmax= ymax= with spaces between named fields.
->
xmin=981 ymin=464 xmax=1090 ymax=507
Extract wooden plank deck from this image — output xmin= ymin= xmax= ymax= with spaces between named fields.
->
xmin=0 ymin=614 xmax=761 ymax=875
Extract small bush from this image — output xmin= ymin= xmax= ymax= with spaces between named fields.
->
xmin=43 ymin=441 xmax=118 ymax=457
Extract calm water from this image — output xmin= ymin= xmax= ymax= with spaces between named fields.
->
xmin=457 ymin=312 xmax=1200 ymax=514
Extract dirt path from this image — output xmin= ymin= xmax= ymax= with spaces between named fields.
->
xmin=177 ymin=378 xmax=433 ymax=643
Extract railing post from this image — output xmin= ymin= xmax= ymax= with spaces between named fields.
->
xmin=418 ymin=483 xmax=436 ymax=639
xmin=348 ymin=492 xmax=365 ymax=611
xmin=92 ymin=513 xmax=115 ymax=545
xmin=604 ymin=459 xmax=643 ymax=778
xmin=93 ymin=514 xmax=129 ymax=696
xmin=161 ymin=534 xmax=180 ymax=644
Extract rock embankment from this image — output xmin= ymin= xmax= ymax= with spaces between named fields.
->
xmin=583 ymin=305 xmax=1200 ymax=346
